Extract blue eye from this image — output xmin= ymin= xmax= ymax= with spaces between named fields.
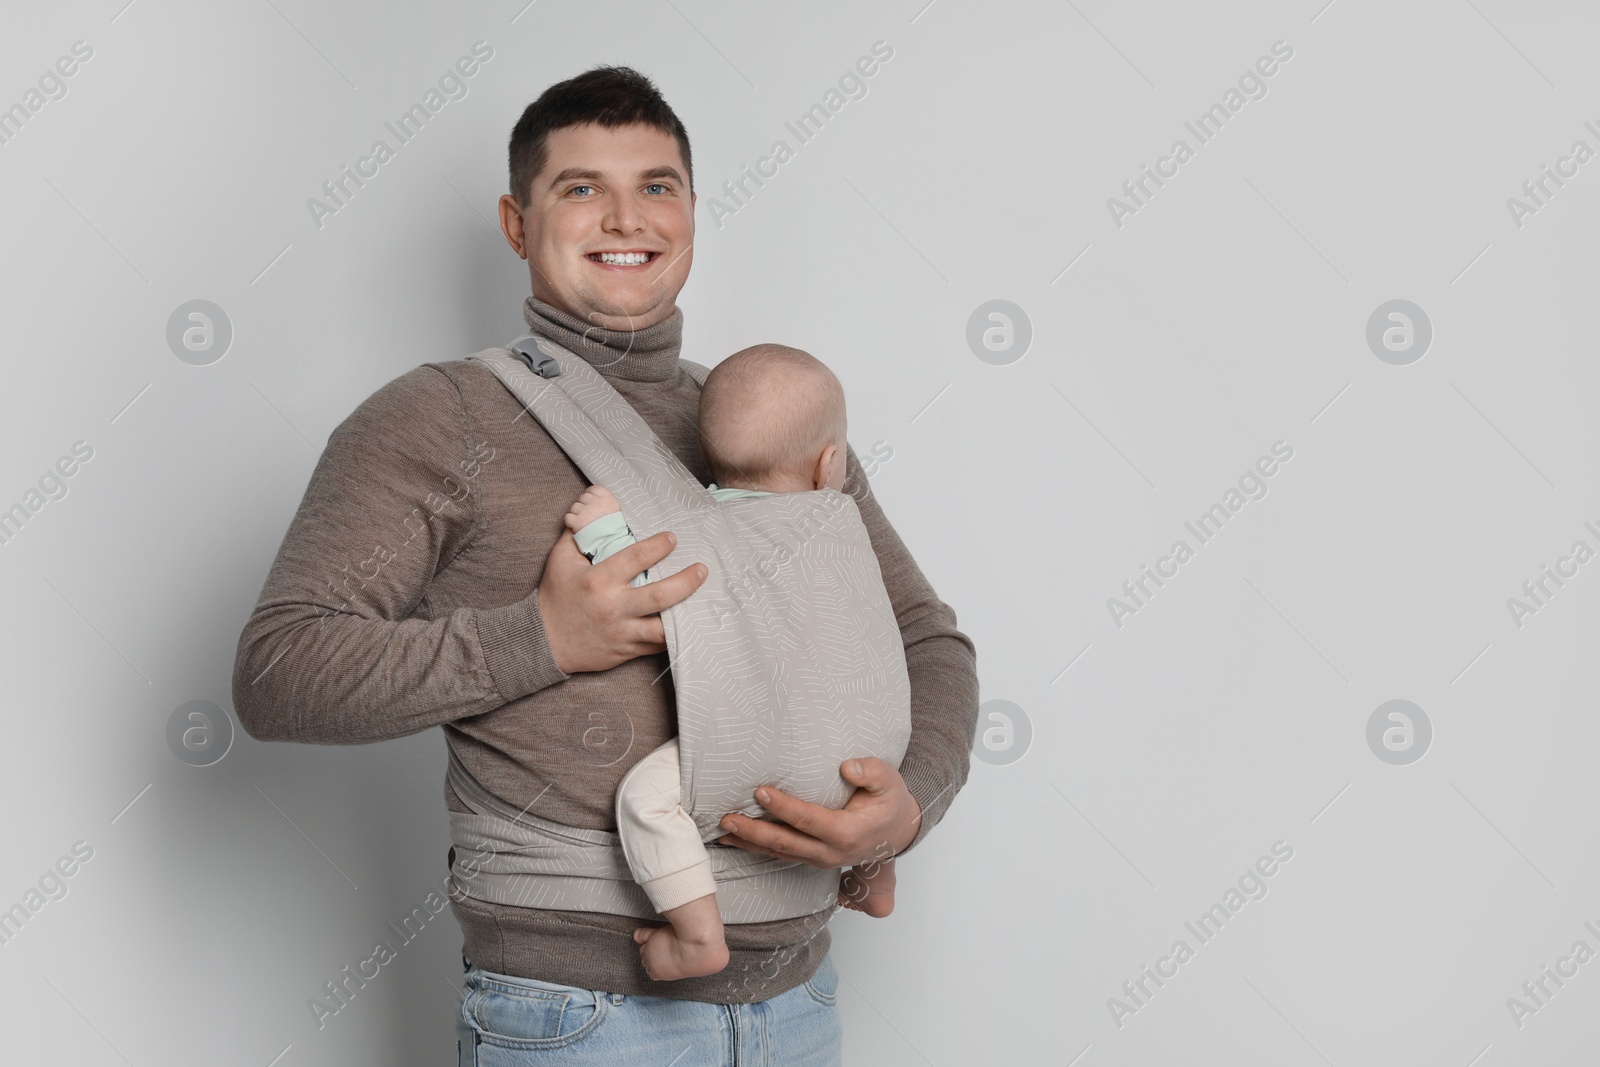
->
xmin=646 ymin=183 xmax=668 ymax=194
xmin=569 ymin=184 xmax=595 ymax=197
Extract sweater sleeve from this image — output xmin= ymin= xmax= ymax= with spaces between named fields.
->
xmin=841 ymin=443 xmax=979 ymax=855
xmin=231 ymin=364 xmax=569 ymax=744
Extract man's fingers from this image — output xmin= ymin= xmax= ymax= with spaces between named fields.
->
xmin=631 ymin=614 xmax=666 ymax=650
xmin=717 ymin=812 xmax=836 ymax=868
xmin=610 ymin=531 xmax=706 ymax=616
xmin=750 ymin=785 xmax=829 ymax=838
xmin=841 ymin=756 xmax=893 ymax=795
xmin=640 ymin=558 xmax=708 ymax=615
xmin=592 ymin=531 xmax=666 ymax=586
xmin=616 ymin=528 xmax=677 ymax=569
xmin=598 ymin=531 xmax=704 ymax=604
xmin=709 ymin=830 xmax=780 ymax=857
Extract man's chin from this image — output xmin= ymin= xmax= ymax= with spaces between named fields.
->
xmin=574 ymin=292 xmax=672 ymax=332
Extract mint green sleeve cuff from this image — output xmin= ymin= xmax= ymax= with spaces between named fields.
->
xmin=573 ymin=512 xmax=637 ymax=564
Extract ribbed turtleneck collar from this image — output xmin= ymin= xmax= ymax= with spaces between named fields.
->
xmin=521 ymin=295 xmax=684 ymax=382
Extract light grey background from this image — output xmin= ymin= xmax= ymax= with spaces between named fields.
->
xmin=2 ymin=0 xmax=1597 ymax=1064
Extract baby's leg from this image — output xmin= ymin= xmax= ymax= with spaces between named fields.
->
xmin=838 ymin=857 xmax=897 ymax=918
xmin=633 ymin=892 xmax=727 ymax=982
xmin=616 ymin=739 xmax=729 ymax=980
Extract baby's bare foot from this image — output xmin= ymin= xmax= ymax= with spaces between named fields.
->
xmin=838 ymin=859 xmax=897 ymax=917
xmin=633 ymin=924 xmax=730 ymax=981
xmin=564 ymin=484 xmax=622 ymax=534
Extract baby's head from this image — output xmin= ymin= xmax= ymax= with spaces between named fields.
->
xmin=698 ymin=343 xmax=847 ymax=494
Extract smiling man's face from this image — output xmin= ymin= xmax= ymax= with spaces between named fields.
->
xmin=499 ymin=121 xmax=695 ymax=334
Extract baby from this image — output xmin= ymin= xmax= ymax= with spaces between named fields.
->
xmin=564 ymin=342 xmax=898 ymax=981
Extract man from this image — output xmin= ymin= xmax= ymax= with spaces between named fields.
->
xmin=232 ymin=65 xmax=978 ymax=1064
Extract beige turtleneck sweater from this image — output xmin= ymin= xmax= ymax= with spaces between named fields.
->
xmin=231 ymin=296 xmax=979 ymax=1003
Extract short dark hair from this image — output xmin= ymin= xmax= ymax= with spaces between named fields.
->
xmin=508 ymin=65 xmax=693 ymax=208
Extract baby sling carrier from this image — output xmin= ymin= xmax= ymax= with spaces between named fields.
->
xmin=446 ymin=332 xmax=914 ymax=923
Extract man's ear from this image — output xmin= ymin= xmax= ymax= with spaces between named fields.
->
xmin=498 ymin=194 xmax=527 ymax=259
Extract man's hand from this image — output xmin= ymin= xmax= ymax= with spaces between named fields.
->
xmin=538 ymin=529 xmax=706 ymax=674
xmin=713 ymin=757 xmax=923 ymax=869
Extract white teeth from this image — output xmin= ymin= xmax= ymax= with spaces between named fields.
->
xmin=596 ymin=252 xmax=651 ymax=265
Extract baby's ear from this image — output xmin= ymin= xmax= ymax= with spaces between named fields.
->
xmin=812 ymin=442 xmax=840 ymax=491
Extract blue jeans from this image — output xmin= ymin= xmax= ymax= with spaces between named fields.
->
xmin=454 ymin=953 xmax=843 ymax=1066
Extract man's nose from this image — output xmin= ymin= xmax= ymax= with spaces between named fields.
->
xmin=603 ymin=191 xmax=645 ymax=234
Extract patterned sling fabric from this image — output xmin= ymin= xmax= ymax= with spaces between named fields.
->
xmin=445 ymin=335 xmax=913 ymax=923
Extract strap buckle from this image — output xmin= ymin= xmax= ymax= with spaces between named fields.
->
xmin=509 ymin=335 xmax=562 ymax=379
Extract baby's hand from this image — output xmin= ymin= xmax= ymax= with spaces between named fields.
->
xmin=564 ymin=484 xmax=622 ymax=533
